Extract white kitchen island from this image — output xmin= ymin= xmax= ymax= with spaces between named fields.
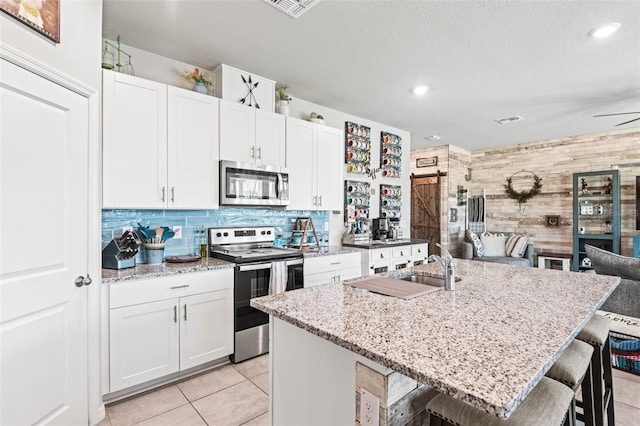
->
xmin=251 ymin=260 xmax=620 ymax=425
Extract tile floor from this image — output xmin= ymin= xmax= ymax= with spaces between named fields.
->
xmin=100 ymin=355 xmax=640 ymax=426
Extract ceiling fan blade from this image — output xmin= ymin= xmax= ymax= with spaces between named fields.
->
xmin=615 ymin=116 xmax=640 ymax=126
xmin=594 ymin=112 xmax=640 ymax=117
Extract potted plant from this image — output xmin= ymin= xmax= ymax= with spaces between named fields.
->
xmin=180 ymin=68 xmax=212 ymax=94
xmin=276 ymin=85 xmax=292 ymax=116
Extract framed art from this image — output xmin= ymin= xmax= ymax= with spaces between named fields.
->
xmin=0 ymin=0 xmax=60 ymax=43
xmin=545 ymin=215 xmax=560 ymax=227
xmin=416 ymin=156 xmax=437 ymax=168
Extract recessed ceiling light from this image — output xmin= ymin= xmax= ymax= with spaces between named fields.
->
xmin=424 ymin=135 xmax=442 ymax=141
xmin=589 ymin=22 xmax=621 ymax=38
xmin=412 ymin=85 xmax=429 ymax=96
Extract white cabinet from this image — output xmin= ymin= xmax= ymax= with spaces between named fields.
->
xmin=103 ymin=71 xmax=219 ymax=209
xmin=219 ymin=99 xmax=285 ymax=167
xmin=109 ymin=269 xmax=233 ymax=392
xmin=411 ymin=243 xmax=428 ymax=266
xmin=286 ymin=117 xmax=343 ymax=210
xmin=304 ymin=252 xmax=362 ymax=288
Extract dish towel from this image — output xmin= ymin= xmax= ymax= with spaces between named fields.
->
xmin=268 ymin=261 xmax=287 ymax=295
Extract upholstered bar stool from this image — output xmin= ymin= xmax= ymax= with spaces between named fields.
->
xmin=425 ymin=376 xmax=574 ymax=426
xmin=545 ymin=339 xmax=595 ymax=426
xmin=576 ymin=314 xmax=615 ymax=426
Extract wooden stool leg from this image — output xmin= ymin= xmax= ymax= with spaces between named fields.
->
xmin=603 ymin=334 xmax=615 ymax=426
xmin=429 ymin=414 xmax=443 ymax=426
xmin=581 ymin=361 xmax=595 ymax=426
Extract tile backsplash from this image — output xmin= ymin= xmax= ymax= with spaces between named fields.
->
xmin=102 ymin=208 xmax=329 ymax=257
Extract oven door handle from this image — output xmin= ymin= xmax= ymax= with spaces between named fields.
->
xmin=237 ymin=258 xmax=303 ymax=272
xmin=238 ymin=263 xmax=272 ymax=272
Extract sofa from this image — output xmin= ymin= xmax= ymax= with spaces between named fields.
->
xmin=585 ymin=244 xmax=640 ymax=319
xmin=461 ymin=231 xmax=534 ymax=267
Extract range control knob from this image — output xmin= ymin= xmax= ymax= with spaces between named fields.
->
xmin=267 ymin=230 xmax=272 ymax=234
xmin=223 ymin=232 xmax=229 ymax=237
xmin=261 ymin=230 xmax=266 ymax=235
xmin=216 ymin=232 xmax=222 ymax=237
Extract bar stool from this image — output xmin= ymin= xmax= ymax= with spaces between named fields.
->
xmin=576 ymin=314 xmax=615 ymax=426
xmin=545 ymin=339 xmax=595 ymax=425
xmin=425 ymin=376 xmax=574 ymax=426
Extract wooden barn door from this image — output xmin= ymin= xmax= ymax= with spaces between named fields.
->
xmin=411 ymin=174 xmax=441 ymax=255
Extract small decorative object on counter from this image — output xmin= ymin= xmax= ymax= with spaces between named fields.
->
xmin=380 ymin=131 xmax=402 ymax=178
xmin=180 ymin=67 xmax=212 ymax=93
xmin=276 ymin=84 xmax=292 ymax=116
xmin=136 ymin=224 xmax=176 ymax=264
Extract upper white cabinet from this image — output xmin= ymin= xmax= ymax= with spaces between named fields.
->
xmin=103 ymin=71 xmax=219 ymax=209
xmin=219 ymin=99 xmax=285 ymax=167
xmin=286 ymin=117 xmax=343 ymax=210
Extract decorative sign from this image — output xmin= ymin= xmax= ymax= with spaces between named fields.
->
xmin=240 ymin=74 xmax=260 ymax=108
xmin=0 ymin=0 xmax=60 ymax=43
xmin=416 ymin=157 xmax=437 ymax=168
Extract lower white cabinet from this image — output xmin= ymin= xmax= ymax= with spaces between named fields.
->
xmin=362 ymin=243 xmax=429 ymax=276
xmin=109 ymin=269 xmax=233 ymax=392
xmin=304 ymin=252 xmax=362 ymax=288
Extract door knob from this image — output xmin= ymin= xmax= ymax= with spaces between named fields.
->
xmin=75 ymin=275 xmax=92 ymax=287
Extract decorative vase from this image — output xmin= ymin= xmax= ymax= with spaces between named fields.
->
xmin=277 ymin=100 xmax=290 ymax=116
xmin=193 ymin=82 xmax=208 ymax=94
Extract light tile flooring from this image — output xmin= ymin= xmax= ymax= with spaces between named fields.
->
xmin=100 ymin=355 xmax=640 ymax=426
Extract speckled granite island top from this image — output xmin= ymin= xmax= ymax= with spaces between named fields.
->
xmin=102 ymin=257 xmax=234 ymax=283
xmin=251 ymin=260 xmax=620 ymax=418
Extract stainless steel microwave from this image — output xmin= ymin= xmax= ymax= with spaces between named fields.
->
xmin=220 ymin=160 xmax=290 ymax=207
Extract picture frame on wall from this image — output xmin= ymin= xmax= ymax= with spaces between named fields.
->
xmin=545 ymin=215 xmax=560 ymax=227
xmin=0 ymin=0 xmax=60 ymax=43
xmin=416 ymin=156 xmax=438 ymax=168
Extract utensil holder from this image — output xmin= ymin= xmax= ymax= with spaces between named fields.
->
xmin=145 ymin=243 xmax=165 ymax=265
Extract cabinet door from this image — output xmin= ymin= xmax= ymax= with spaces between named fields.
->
xmin=109 ymin=299 xmax=179 ymax=392
xmin=179 ymin=289 xmax=233 ymax=370
xmin=255 ymin=109 xmax=285 ymax=167
xmin=285 ymin=118 xmax=316 ymax=210
xmin=315 ymin=125 xmax=343 ymax=210
xmin=219 ymin=99 xmax=255 ymax=164
xmin=167 ymin=87 xmax=220 ymax=209
xmin=103 ymin=71 xmax=167 ymax=208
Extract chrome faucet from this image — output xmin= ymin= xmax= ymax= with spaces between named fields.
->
xmin=428 ymin=243 xmax=456 ymax=291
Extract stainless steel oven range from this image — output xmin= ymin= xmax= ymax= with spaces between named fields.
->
xmin=208 ymin=226 xmax=303 ymax=363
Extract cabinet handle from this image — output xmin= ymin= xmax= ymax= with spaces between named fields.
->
xmin=250 ymin=146 xmax=255 ymax=159
xmin=313 ymin=195 xmax=317 ymax=205
xmin=173 ymin=305 xmax=177 ymax=323
xmin=170 ymin=285 xmax=190 ymax=289
xmin=161 ymin=186 xmax=166 ymax=202
xmin=257 ymin=146 xmax=262 ymax=159
xmin=171 ymin=187 xmax=175 ymax=203
xmin=183 ymin=304 xmax=187 ymax=321
xmin=400 ymin=251 xmax=404 ymax=256
xmin=329 ymin=262 xmax=341 ymax=265
xmin=380 ymin=253 xmax=384 ymax=258
xmin=318 ymin=195 xmax=322 ymax=206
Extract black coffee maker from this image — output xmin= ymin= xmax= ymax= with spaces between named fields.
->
xmin=372 ymin=218 xmax=389 ymax=241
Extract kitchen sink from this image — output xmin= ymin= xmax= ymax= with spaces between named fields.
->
xmin=396 ymin=274 xmax=461 ymax=287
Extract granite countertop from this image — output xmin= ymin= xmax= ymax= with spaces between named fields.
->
xmin=102 ymin=257 xmax=234 ymax=283
xmin=251 ymin=260 xmax=620 ymax=418
xmin=302 ymin=245 xmax=362 ymax=258
xmin=342 ymin=238 xmax=428 ymax=249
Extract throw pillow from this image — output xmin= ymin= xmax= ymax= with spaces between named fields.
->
xmin=510 ymin=235 xmax=529 ymax=258
xmin=505 ymin=233 xmax=529 ymax=257
xmin=585 ymin=245 xmax=640 ymax=280
xmin=465 ymin=229 xmax=484 ymax=257
xmin=480 ymin=232 xmax=506 ymax=257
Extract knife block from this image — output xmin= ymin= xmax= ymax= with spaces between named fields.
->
xmin=102 ymin=238 xmax=137 ymax=269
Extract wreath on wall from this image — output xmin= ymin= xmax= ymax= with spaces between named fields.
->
xmin=504 ymin=171 xmax=543 ymax=205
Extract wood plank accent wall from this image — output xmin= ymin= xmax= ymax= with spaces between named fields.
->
xmin=412 ymin=128 xmax=640 ymax=257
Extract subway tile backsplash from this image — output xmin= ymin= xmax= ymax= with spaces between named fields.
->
xmin=102 ymin=208 xmax=329 ymax=257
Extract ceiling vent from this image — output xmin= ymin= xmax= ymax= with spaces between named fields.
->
xmin=495 ymin=115 xmax=524 ymax=124
xmin=264 ymin=0 xmax=321 ymax=18
xmin=424 ymin=135 xmax=442 ymax=141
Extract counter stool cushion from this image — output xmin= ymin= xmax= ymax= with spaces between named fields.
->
xmin=425 ymin=376 xmax=573 ymax=426
xmin=545 ymin=340 xmax=593 ymax=390
xmin=576 ymin=314 xmax=610 ymax=346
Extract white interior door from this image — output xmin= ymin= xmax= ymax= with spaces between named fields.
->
xmin=0 ymin=59 xmax=89 ymax=425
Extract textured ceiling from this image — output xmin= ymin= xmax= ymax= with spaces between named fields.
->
xmin=103 ymin=0 xmax=640 ymax=151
